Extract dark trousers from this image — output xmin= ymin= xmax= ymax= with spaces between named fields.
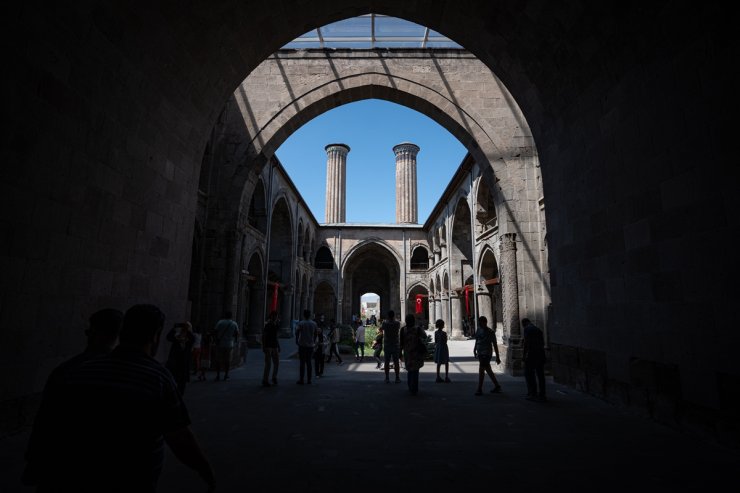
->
xmin=262 ymin=348 xmax=279 ymax=383
xmin=407 ymin=369 xmax=420 ymax=394
xmin=355 ymin=341 xmax=365 ymax=358
xmin=327 ymin=343 xmax=342 ymax=362
xmin=314 ymin=350 xmax=325 ymax=376
xmin=525 ymin=357 xmax=546 ymax=397
xmin=298 ymin=346 xmax=313 ymax=382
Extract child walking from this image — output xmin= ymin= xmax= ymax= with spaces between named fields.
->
xmin=433 ymin=319 xmax=451 ymax=383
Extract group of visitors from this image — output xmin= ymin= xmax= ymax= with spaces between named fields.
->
xmin=22 ymin=301 xmax=546 ymax=491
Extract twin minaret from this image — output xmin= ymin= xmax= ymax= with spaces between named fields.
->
xmin=324 ymin=142 xmax=419 ymax=224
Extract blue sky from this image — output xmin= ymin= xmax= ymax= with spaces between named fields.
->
xmin=275 ymin=99 xmax=467 ymax=224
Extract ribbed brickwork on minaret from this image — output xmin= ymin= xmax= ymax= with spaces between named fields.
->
xmin=324 ymin=143 xmax=350 ymax=223
xmin=393 ymin=142 xmax=420 ymax=224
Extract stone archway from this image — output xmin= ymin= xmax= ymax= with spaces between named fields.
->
xmin=342 ymin=242 xmax=401 ymax=323
xmin=244 ymin=252 xmax=265 ymax=346
xmin=313 ymin=281 xmax=336 ymax=323
xmin=450 ymin=197 xmax=473 ymax=339
xmin=406 ymin=283 xmax=430 ymax=329
xmin=268 ymin=197 xmax=293 ymax=331
xmin=478 ymin=247 xmax=503 ymax=338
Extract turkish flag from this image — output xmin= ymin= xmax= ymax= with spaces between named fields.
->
xmin=415 ymin=294 xmax=423 ymax=314
xmin=464 ymin=286 xmax=470 ymax=316
xmin=271 ymin=282 xmax=279 ymax=312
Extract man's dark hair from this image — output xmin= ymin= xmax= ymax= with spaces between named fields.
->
xmin=478 ymin=316 xmax=488 ymax=326
xmin=269 ymin=310 xmax=278 ymax=319
xmin=303 ymin=309 xmax=311 ymax=319
xmin=521 ymin=318 xmax=531 ymax=326
xmin=120 ymin=304 xmax=166 ymax=346
xmin=405 ymin=314 xmax=416 ymax=326
xmin=223 ymin=311 xmax=233 ymax=319
xmin=88 ymin=308 xmax=124 ymax=339
xmin=387 ymin=310 xmax=395 ymax=319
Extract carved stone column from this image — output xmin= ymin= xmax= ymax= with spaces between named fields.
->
xmin=434 ymin=297 xmax=442 ymax=325
xmin=325 ymin=144 xmax=349 ymax=224
xmin=450 ymin=291 xmax=463 ymax=340
xmin=476 ymin=287 xmax=493 ymax=327
xmin=500 ymin=233 xmax=522 ymax=375
xmin=280 ymin=286 xmax=294 ymax=337
xmin=247 ymin=282 xmax=265 ymax=347
xmin=393 ymin=142 xmax=419 ymax=224
xmin=441 ymin=291 xmax=450 ymax=333
xmin=429 ymin=295 xmax=436 ymax=325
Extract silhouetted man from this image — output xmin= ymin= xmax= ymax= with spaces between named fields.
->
xmin=213 ymin=311 xmax=239 ymax=381
xmin=23 ymin=307 xmax=124 ymax=487
xmin=522 ymin=317 xmax=546 ymax=402
xmin=23 ymin=304 xmax=215 ymax=492
xmin=295 ymin=309 xmax=317 ymax=384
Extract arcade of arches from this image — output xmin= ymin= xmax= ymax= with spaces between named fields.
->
xmin=191 ymin=48 xmax=547 ymax=376
xmin=3 ymin=2 xmax=736 ymax=444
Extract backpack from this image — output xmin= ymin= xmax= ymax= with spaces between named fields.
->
xmin=403 ymin=326 xmax=426 ymax=354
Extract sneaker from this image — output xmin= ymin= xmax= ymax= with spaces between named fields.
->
xmin=223 ymin=375 xmax=230 ymax=381
xmin=296 ymin=380 xmax=304 ymax=385
xmin=272 ymin=377 xmax=278 ymax=385
xmin=395 ymin=377 xmax=401 ymax=383
xmin=385 ymin=378 xmax=390 ymax=384
xmin=474 ymin=390 xmax=483 ymax=396
xmin=337 ymin=361 xmax=343 ymax=366
xmin=491 ymin=385 xmax=502 ymax=393
xmin=444 ymin=377 xmax=451 ymax=383
xmin=261 ymin=381 xmax=271 ymax=387
xmin=435 ymin=377 xmax=444 ymax=383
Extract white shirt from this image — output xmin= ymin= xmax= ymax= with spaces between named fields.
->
xmin=355 ymin=325 xmax=366 ymax=343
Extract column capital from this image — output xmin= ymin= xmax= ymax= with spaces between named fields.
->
xmin=324 ymin=143 xmax=350 ymax=155
xmin=499 ymin=233 xmax=517 ymax=252
xmin=392 ymin=142 xmax=420 ymax=156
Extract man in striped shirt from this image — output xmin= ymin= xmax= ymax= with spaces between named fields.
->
xmin=23 ymin=304 xmax=215 ymax=492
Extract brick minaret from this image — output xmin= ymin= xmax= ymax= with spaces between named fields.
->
xmin=324 ymin=143 xmax=350 ymax=223
xmin=393 ymin=142 xmax=419 ymax=224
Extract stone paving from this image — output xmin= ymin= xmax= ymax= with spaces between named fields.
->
xmin=1 ymin=339 xmax=738 ymax=492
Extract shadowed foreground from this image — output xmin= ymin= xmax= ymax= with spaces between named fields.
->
xmin=2 ymin=340 xmax=738 ymax=492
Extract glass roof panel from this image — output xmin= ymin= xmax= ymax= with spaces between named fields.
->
xmin=321 ymin=16 xmax=371 ymax=37
xmin=374 ymin=16 xmax=425 ymax=37
xmin=281 ymin=14 xmax=462 ymax=49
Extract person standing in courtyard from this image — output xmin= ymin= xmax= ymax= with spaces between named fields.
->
xmin=326 ymin=319 xmax=343 ymax=365
xmin=314 ymin=321 xmax=326 ymax=378
xmin=213 ymin=311 xmax=239 ymax=381
xmin=261 ymin=310 xmax=280 ymax=387
xmin=372 ymin=326 xmax=384 ymax=369
xmin=400 ymin=313 xmax=426 ymax=395
xmin=165 ymin=321 xmax=195 ymax=395
xmin=354 ymin=319 xmax=366 ymax=361
xmin=381 ymin=310 xmax=401 ymax=383
xmin=433 ymin=319 xmax=451 ymax=383
xmin=522 ymin=318 xmax=547 ymax=402
xmin=295 ymin=309 xmax=317 ymax=384
xmin=191 ymin=327 xmax=203 ymax=380
xmin=473 ymin=315 xmax=502 ymax=396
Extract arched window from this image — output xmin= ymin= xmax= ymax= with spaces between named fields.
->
xmin=248 ymin=179 xmax=267 ymax=234
xmin=314 ymin=246 xmax=335 ymax=270
xmin=410 ymin=246 xmax=429 ymax=270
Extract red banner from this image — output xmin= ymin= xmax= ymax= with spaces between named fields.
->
xmin=464 ymin=286 xmax=470 ymax=316
xmin=271 ymin=282 xmax=279 ymax=312
xmin=415 ymin=294 xmax=423 ymax=314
